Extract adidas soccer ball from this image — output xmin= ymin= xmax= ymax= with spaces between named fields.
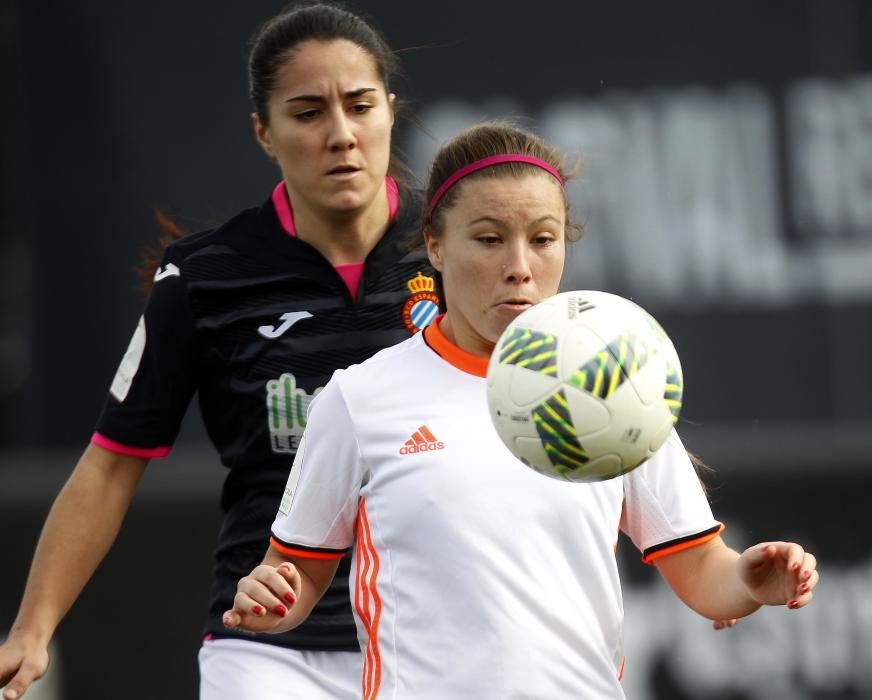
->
xmin=486 ymin=291 xmax=683 ymax=483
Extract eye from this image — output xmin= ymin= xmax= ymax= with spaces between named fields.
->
xmin=532 ymin=232 xmax=557 ymax=246
xmin=476 ymin=234 xmax=501 ymax=246
xmin=294 ymin=109 xmax=321 ymax=121
xmin=349 ymin=102 xmax=373 ymax=114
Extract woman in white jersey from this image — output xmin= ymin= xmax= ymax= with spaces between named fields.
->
xmin=0 ymin=4 xmax=435 ymax=700
xmin=224 ymin=122 xmax=819 ymax=698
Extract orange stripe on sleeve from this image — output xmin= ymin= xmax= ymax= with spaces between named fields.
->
xmin=269 ymin=537 xmax=345 ymax=560
xmin=641 ymin=523 xmax=725 ymax=564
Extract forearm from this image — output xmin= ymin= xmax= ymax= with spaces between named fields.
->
xmin=655 ymin=537 xmax=761 ymax=621
xmin=225 ymin=547 xmax=340 ymax=635
xmin=10 ymin=444 xmax=147 ymax=642
xmin=259 ymin=548 xmax=333 ymax=634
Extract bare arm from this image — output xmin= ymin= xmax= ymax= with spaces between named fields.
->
xmin=222 ymin=546 xmax=340 ymax=635
xmin=654 ymin=535 xmax=818 ymax=621
xmin=1 ymin=444 xmax=148 ymax=700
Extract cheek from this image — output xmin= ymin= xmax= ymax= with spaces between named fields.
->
xmin=367 ymin=114 xmax=394 ymax=150
xmin=270 ymin=127 xmax=308 ymax=161
xmin=537 ymin=250 xmax=565 ymax=290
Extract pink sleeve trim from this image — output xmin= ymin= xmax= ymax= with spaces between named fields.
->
xmin=91 ymin=432 xmax=171 ymax=459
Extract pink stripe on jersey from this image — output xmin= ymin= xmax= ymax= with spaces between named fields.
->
xmin=335 ymin=262 xmax=365 ymax=301
xmin=91 ymin=432 xmax=171 ymax=459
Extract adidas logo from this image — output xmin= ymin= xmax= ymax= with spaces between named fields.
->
xmin=399 ymin=425 xmax=445 ymax=455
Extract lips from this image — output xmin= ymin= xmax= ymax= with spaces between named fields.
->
xmin=495 ymin=299 xmax=534 ymax=312
xmin=326 ymin=164 xmax=360 ymax=175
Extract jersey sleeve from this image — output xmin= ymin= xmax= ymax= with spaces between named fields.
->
xmin=620 ymin=430 xmax=723 ymax=564
xmin=270 ymin=375 xmax=365 ymax=559
xmin=92 ymin=246 xmax=198 ymax=458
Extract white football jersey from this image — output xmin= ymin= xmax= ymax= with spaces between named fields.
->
xmin=272 ymin=318 xmax=722 ymax=699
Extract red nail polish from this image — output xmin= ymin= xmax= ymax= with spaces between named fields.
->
xmin=252 ymin=604 xmax=264 ymax=616
xmin=800 ymin=583 xmax=809 ymax=594
xmin=284 ymin=592 xmax=296 ymax=605
xmin=788 ymin=600 xmax=799 ymax=609
xmin=274 ymin=604 xmax=288 ymax=617
xmin=792 ymin=562 xmax=800 ymax=572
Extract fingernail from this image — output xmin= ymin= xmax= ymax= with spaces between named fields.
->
xmin=799 ymin=583 xmax=809 ymax=594
xmin=274 ymin=604 xmax=288 ymax=617
xmin=284 ymin=592 xmax=296 ymax=605
xmin=6 ymin=690 xmax=20 ymax=700
xmin=252 ymin=604 xmax=264 ymax=616
xmin=788 ymin=600 xmax=799 ymax=609
xmin=804 ymin=570 xmax=812 ymax=581
xmin=792 ymin=562 xmax=800 ymax=572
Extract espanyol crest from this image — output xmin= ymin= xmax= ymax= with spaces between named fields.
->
xmin=402 ymin=272 xmax=439 ymax=333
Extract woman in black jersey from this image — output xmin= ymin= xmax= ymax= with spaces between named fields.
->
xmin=0 ymin=4 xmax=436 ymax=699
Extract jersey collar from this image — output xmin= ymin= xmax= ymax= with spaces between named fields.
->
xmin=272 ymin=177 xmax=399 ymax=237
xmin=423 ymin=315 xmax=489 ymax=378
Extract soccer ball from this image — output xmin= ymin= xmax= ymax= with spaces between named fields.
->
xmin=486 ymin=290 xmax=683 ymax=483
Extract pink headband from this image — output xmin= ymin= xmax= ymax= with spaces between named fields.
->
xmin=427 ymin=154 xmax=565 ymax=223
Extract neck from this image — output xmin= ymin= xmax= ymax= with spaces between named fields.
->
xmin=292 ymin=183 xmax=390 ymax=266
xmin=438 ymin=314 xmax=495 ymax=359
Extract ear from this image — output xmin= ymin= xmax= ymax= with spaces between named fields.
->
xmin=424 ymin=230 xmax=443 ymax=272
xmin=252 ymin=112 xmax=276 ymax=160
xmin=388 ymin=93 xmax=396 ymax=127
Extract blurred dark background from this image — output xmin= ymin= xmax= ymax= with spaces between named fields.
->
xmin=2 ymin=1 xmax=870 ymax=698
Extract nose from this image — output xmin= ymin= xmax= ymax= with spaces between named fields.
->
xmin=327 ymin=109 xmax=356 ymax=152
xmin=503 ymin=241 xmax=533 ymax=284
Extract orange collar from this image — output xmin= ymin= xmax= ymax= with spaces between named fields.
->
xmin=423 ymin=315 xmax=489 ymax=378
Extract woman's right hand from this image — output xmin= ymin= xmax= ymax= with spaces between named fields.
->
xmin=0 ymin=632 xmax=50 ymax=700
xmin=222 ymin=562 xmax=301 ymax=633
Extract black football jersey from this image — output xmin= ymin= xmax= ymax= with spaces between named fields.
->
xmin=95 ymin=188 xmax=438 ymax=649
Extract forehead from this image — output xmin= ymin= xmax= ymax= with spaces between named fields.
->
xmin=275 ymin=39 xmax=383 ymax=91
xmin=447 ymin=173 xmax=566 ymax=224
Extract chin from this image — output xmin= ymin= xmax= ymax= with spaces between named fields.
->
xmin=486 ymin=318 xmax=512 ymax=344
xmin=326 ymin=188 xmax=375 ymax=214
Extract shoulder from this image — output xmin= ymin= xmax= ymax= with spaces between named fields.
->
xmin=334 ymin=333 xmax=428 ymax=388
xmin=382 ymin=186 xmax=426 ymax=254
xmin=309 ymin=333 xmax=430 ymax=429
xmin=165 ymin=206 xmax=262 ymax=261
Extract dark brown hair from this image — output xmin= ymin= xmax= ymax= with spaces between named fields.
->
xmin=248 ymin=1 xmax=411 ymax=181
xmin=137 ymin=210 xmax=184 ymax=293
xmin=423 ymin=121 xmax=582 ymax=240
xmin=421 ymin=121 xmax=582 ymax=308
xmin=140 ymin=3 xmax=412 ymax=290
xmin=249 ymin=2 xmax=400 ymax=123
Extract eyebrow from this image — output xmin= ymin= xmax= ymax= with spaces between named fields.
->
xmin=284 ymin=87 xmax=378 ymax=104
xmin=467 ymin=215 xmax=563 ymax=226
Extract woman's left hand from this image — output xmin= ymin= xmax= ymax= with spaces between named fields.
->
xmin=737 ymin=541 xmax=819 ymax=609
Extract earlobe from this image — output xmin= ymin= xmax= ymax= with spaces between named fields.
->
xmin=424 ymin=230 xmax=443 ymax=272
xmin=388 ymin=93 xmax=397 ymax=126
xmin=251 ymin=112 xmax=276 ymax=160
